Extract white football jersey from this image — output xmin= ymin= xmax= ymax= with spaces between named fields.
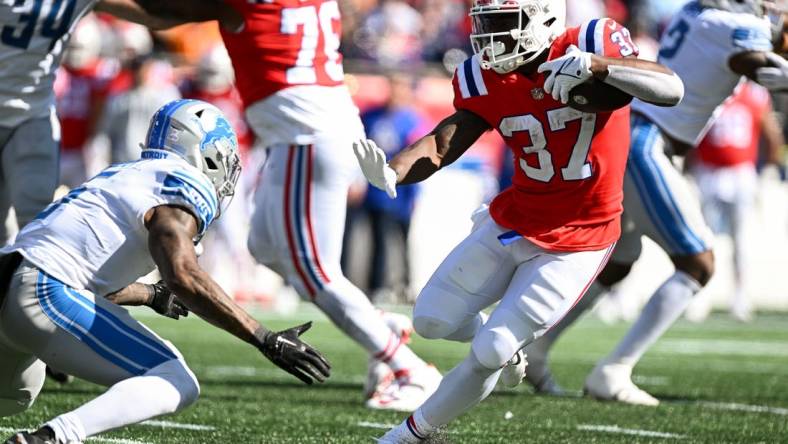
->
xmin=244 ymin=84 xmax=365 ymax=148
xmin=1 ymin=151 xmax=219 ymax=295
xmin=0 ymin=0 xmax=96 ymax=127
xmin=632 ymin=2 xmax=773 ymax=146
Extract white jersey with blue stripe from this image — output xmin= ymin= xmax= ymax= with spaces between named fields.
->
xmin=632 ymin=2 xmax=773 ymax=145
xmin=0 ymin=0 xmax=96 ymax=127
xmin=1 ymin=152 xmax=218 ymax=295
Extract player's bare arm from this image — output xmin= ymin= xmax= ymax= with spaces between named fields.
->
xmin=131 ymin=0 xmax=244 ymax=32
xmin=353 ymin=110 xmax=489 ymax=198
xmin=146 ymin=204 xmax=331 ymax=384
xmin=95 ymin=0 xmax=192 ymax=30
xmin=105 ymin=281 xmax=189 ymax=320
xmin=392 ymin=110 xmax=490 ymax=184
xmin=729 ymin=50 xmax=788 ymax=91
xmin=538 ymin=47 xmax=684 ymax=107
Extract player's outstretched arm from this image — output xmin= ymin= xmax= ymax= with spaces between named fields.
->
xmin=732 ymin=51 xmax=788 ymax=92
xmin=390 ymin=110 xmax=490 ymax=184
xmin=146 ymin=205 xmax=331 ymax=384
xmin=130 ymin=0 xmax=244 ymax=32
xmin=538 ymin=46 xmax=683 ymax=107
xmin=95 ymin=0 xmax=192 ymax=30
xmin=353 ymin=110 xmax=488 ymax=198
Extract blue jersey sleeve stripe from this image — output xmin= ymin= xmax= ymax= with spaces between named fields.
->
xmin=171 ymin=170 xmax=219 ymax=212
xmin=463 ymin=59 xmax=479 ymax=97
xmin=585 ymin=19 xmax=599 ymax=55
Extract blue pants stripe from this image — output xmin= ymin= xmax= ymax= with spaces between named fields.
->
xmin=36 ymin=272 xmax=176 ymax=376
xmin=628 ymin=117 xmax=707 ymax=255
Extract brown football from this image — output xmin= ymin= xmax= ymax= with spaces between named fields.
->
xmin=567 ymin=78 xmax=632 ymax=113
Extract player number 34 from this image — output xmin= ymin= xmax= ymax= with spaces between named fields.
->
xmin=501 ymin=107 xmax=597 ymax=183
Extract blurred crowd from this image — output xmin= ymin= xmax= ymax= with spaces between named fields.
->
xmin=51 ymin=1 xmax=788 ymax=313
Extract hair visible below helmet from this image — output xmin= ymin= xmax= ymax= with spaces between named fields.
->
xmin=698 ymin=0 xmax=767 ymax=16
xmin=470 ymin=0 xmax=566 ymax=74
xmin=144 ymin=99 xmax=241 ymax=208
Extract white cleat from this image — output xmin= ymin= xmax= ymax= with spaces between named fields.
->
xmin=500 ymin=350 xmax=527 ymax=388
xmin=364 ymin=358 xmax=395 ymax=400
xmin=376 ymin=423 xmax=423 ymax=444
xmin=366 ymin=365 xmax=442 ymax=412
xmin=584 ymin=362 xmax=660 ymax=406
xmin=365 ymin=311 xmax=415 ymax=399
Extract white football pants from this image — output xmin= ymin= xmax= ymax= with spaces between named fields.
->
xmin=247 ymin=141 xmax=417 ymax=368
xmin=0 ymin=261 xmax=199 ymax=442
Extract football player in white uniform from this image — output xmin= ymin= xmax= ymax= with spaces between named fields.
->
xmin=524 ymin=0 xmax=788 ymax=405
xmin=132 ymin=0 xmax=442 ymax=411
xmin=0 ymin=99 xmax=330 ymax=444
xmin=0 ymin=0 xmax=241 ymax=245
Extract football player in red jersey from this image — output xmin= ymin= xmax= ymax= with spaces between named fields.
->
xmin=353 ymin=0 xmax=683 ymax=441
xmin=134 ymin=0 xmax=442 ymax=411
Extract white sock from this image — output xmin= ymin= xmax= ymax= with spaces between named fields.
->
xmin=47 ymin=360 xmax=198 ymax=442
xmin=607 ymin=271 xmax=702 ymax=367
xmin=313 ymin=280 xmax=425 ymax=373
xmin=419 ymin=351 xmax=500 ymax=428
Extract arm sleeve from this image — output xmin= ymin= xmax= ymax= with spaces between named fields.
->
xmin=154 ymin=169 xmax=219 ymax=236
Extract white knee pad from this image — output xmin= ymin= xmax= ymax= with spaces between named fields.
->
xmin=146 ymin=359 xmax=200 ymax=412
xmin=0 ymin=396 xmax=33 ymax=417
xmin=413 ymin=283 xmax=476 ymax=340
xmin=471 ymin=308 xmax=540 ymax=370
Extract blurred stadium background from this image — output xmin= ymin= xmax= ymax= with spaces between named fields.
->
xmin=9 ymin=0 xmax=781 ymax=321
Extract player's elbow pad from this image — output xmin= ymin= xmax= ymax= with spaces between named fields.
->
xmin=603 ymin=65 xmax=684 ymax=107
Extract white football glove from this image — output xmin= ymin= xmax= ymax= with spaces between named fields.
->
xmin=756 ymin=52 xmax=788 ymax=92
xmin=352 ymin=139 xmax=398 ymax=199
xmin=537 ymin=45 xmax=593 ymax=104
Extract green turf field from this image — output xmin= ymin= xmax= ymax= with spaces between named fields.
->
xmin=3 ymin=308 xmax=788 ymax=443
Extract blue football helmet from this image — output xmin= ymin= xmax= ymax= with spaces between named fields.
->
xmin=144 ymin=99 xmax=241 ymax=205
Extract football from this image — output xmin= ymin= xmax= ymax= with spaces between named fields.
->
xmin=567 ymin=78 xmax=633 ymax=113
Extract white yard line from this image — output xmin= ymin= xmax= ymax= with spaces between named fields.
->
xmin=577 ymin=424 xmax=685 ymax=439
xmin=654 ymin=339 xmax=788 ymax=357
xmin=140 ymin=420 xmax=216 ymax=431
xmin=632 ymin=375 xmax=670 ymax=386
xmin=698 ymin=401 xmax=788 ymax=416
xmin=0 ymin=428 xmax=150 ymax=444
xmin=356 ymin=421 xmax=398 ymax=430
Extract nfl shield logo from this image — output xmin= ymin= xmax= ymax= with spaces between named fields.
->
xmin=531 ymin=88 xmax=545 ymax=100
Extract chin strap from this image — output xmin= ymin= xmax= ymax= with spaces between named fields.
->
xmin=603 ymin=65 xmax=685 ymax=106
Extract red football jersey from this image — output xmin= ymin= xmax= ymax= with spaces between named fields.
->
xmin=697 ymin=83 xmax=770 ymax=168
xmin=453 ymin=18 xmax=638 ymax=252
xmin=55 ymin=62 xmax=112 ymax=152
xmin=221 ymin=0 xmax=345 ymax=108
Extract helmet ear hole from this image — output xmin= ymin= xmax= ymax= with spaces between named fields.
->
xmin=205 ymin=157 xmax=219 ymax=170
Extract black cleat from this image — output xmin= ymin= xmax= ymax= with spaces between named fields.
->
xmin=45 ymin=366 xmax=74 ymax=384
xmin=4 ymin=427 xmax=56 ymax=444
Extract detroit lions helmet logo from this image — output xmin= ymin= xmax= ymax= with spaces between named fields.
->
xmin=195 ymin=115 xmax=238 ymax=152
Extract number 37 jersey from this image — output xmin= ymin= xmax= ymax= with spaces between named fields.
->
xmin=453 ymin=19 xmax=636 ymax=252
xmin=0 ymin=0 xmax=96 ymax=127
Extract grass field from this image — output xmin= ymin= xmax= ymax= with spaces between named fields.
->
xmin=2 ymin=307 xmax=788 ymax=443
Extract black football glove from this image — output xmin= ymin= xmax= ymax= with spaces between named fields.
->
xmin=256 ymin=322 xmax=331 ymax=385
xmin=146 ymin=280 xmax=189 ymax=320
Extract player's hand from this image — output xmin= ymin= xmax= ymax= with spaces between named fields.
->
xmin=538 ymin=45 xmax=593 ymax=104
xmin=756 ymin=52 xmax=788 ymax=91
xmin=257 ymin=322 xmax=331 ymax=385
xmin=146 ymin=281 xmax=189 ymax=320
xmin=353 ymin=139 xmax=398 ymax=199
